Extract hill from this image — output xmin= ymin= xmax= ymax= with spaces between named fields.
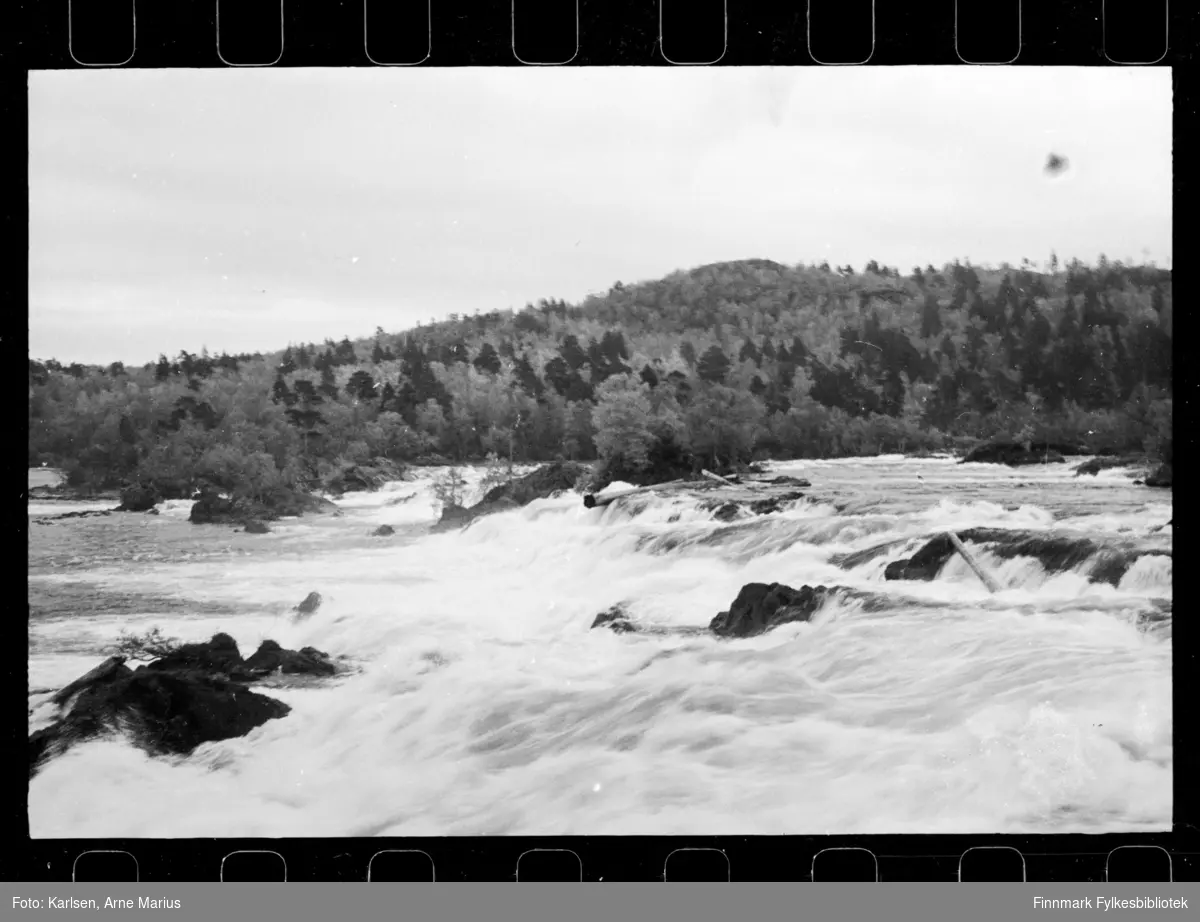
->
xmin=28 ymin=256 xmax=1173 ymax=497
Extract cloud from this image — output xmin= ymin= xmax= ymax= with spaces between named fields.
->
xmin=29 ymin=67 xmax=1171 ymax=365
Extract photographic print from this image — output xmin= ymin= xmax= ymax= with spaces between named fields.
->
xmin=28 ymin=66 xmax=1172 ymax=837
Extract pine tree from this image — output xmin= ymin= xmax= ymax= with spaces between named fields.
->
xmin=697 ymin=345 xmax=731 ymax=384
xmin=473 ymin=342 xmax=502 ymax=375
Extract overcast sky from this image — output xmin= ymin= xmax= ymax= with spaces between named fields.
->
xmin=29 ymin=67 xmax=1172 ymax=366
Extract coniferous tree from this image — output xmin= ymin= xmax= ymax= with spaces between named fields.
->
xmin=697 ymin=345 xmax=731 ymax=384
xmin=473 ymin=342 xmax=502 ymax=375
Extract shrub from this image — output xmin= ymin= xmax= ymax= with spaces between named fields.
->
xmin=109 ymin=626 xmax=182 ymax=661
xmin=431 ymin=466 xmax=470 ymax=510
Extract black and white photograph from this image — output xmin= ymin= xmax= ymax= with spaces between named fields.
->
xmin=27 ymin=66 xmax=1172 ymax=838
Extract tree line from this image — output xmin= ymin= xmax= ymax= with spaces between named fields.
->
xmin=28 ymin=255 xmax=1172 ymax=497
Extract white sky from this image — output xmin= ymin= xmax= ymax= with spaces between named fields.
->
xmin=29 ymin=67 xmax=1172 ymax=366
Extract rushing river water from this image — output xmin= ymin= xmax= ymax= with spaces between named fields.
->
xmin=27 ymin=457 xmax=1172 ymax=837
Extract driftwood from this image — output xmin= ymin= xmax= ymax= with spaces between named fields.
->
xmin=945 ymin=531 xmax=1002 ymax=593
xmin=583 ymin=480 xmax=690 ymax=509
xmin=701 ymin=469 xmax=737 ymax=486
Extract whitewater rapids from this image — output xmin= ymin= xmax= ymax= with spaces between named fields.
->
xmin=27 ymin=456 xmax=1172 ymax=836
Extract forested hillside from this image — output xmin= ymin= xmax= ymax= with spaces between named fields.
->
xmin=28 ymin=256 xmax=1173 ymax=497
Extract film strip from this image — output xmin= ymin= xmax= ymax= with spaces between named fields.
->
xmin=10 ymin=0 xmax=1194 ymax=888
xmin=35 ymin=1 xmax=1172 ymax=67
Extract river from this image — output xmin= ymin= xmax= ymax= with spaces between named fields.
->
xmin=27 ymin=456 xmax=1172 ymax=837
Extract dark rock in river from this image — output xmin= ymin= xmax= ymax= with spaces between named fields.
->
xmin=243 ymin=520 xmax=271 ymax=534
xmin=242 ymin=640 xmax=336 ymax=677
xmin=322 ymin=460 xmax=404 ymax=496
xmin=709 ymin=582 xmax=832 ymax=638
xmin=711 ymin=502 xmax=741 ymax=522
xmin=590 ymin=603 xmax=639 ymax=633
xmin=372 ymin=524 xmax=395 ymax=536
xmin=1073 ymin=455 xmax=1147 ymax=477
xmin=1144 ymin=463 xmax=1172 ymax=488
xmin=29 ymin=633 xmax=340 ymax=776
xmin=29 ymin=664 xmax=290 ymax=778
xmin=960 ymin=441 xmax=1070 ymax=466
xmin=189 ymin=485 xmax=338 ymax=525
xmin=294 ymin=591 xmax=323 ymax=615
xmin=188 ymin=488 xmax=240 ymax=524
xmin=748 ymin=490 xmax=807 ymax=515
xmin=117 ymin=484 xmax=159 ymax=512
xmin=144 ymin=632 xmax=246 ymax=676
xmin=434 ymin=461 xmax=591 ymax=530
xmin=881 ymin=528 xmax=1171 ymax=587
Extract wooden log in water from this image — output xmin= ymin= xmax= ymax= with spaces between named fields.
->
xmin=701 ymin=469 xmax=737 ymax=486
xmin=583 ymin=479 xmax=690 ymax=509
xmin=945 ymin=531 xmax=1002 ymax=593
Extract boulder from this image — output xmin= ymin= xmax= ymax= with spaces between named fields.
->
xmin=372 ymin=524 xmax=395 ymax=537
xmin=189 ymin=486 xmax=338 ymax=525
xmin=242 ymin=640 xmax=336 ymax=677
xmin=748 ymin=490 xmax=806 ymax=515
xmin=1073 ymin=454 xmax=1147 ymax=477
xmin=29 ymin=632 xmax=340 ymax=776
xmin=188 ymin=488 xmax=242 ymax=525
xmin=29 ymin=665 xmax=290 ymax=778
xmin=243 ymin=520 xmax=271 ymax=534
xmin=117 ymin=484 xmax=158 ymax=512
xmin=294 ymin=591 xmax=322 ymax=615
xmin=590 ymin=603 xmax=639 ymax=634
xmin=436 ymin=462 xmax=591 ymax=530
xmin=709 ymin=582 xmax=832 ymax=638
xmin=322 ymin=460 xmax=403 ymax=496
xmin=711 ymin=502 xmax=740 ymax=522
xmin=143 ymin=632 xmax=246 ymax=676
xmin=50 ymin=656 xmax=129 ymax=707
xmin=882 ymin=528 xmax=1171 ymax=587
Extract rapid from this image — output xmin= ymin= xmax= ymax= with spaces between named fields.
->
xmin=27 ymin=457 xmax=1172 ymax=837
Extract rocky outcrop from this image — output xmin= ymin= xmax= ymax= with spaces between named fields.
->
xmin=1073 ymin=455 xmax=1147 ymax=477
xmin=699 ymin=487 xmax=807 ymax=522
xmin=294 ymin=591 xmax=322 ymax=616
xmin=241 ymin=640 xmax=336 ymax=677
xmin=590 ymin=584 xmax=832 ymax=639
xmin=747 ymin=490 xmax=807 ymax=515
xmin=29 ymin=660 xmax=290 ymax=778
xmin=708 ymin=582 xmax=832 ymax=638
xmin=434 ymin=462 xmax=590 ymax=530
xmin=880 ymin=528 xmax=1172 ymax=587
xmin=321 ymin=460 xmax=404 ymax=497
xmin=29 ymin=634 xmax=340 ymax=777
xmin=189 ymin=486 xmax=339 ymax=526
xmin=960 ymin=441 xmax=1073 ymax=466
xmin=371 ymin=524 xmax=395 ymax=536
xmin=242 ymin=520 xmax=271 ymax=534
xmin=590 ymin=603 xmax=639 ymax=633
xmin=710 ymin=502 xmax=741 ymax=522
xmin=117 ymin=484 xmax=159 ymax=512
